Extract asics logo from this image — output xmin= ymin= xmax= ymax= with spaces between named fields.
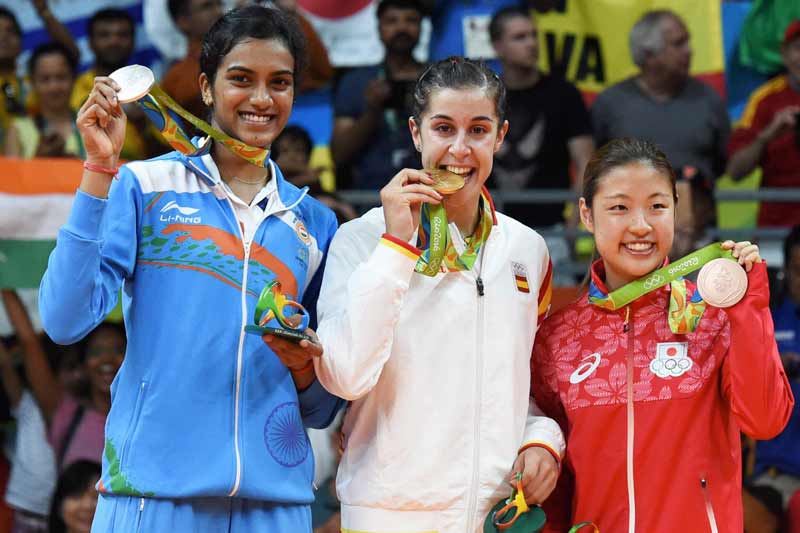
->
xmin=642 ymin=274 xmax=665 ymax=290
xmin=160 ymin=201 xmax=199 ymax=215
xmin=569 ymin=353 xmax=602 ymax=384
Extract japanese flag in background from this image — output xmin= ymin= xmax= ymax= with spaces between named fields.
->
xmin=298 ymin=0 xmax=429 ymax=67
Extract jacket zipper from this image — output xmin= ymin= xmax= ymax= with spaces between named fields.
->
xmin=136 ymin=497 xmax=145 ymax=532
xmin=700 ymin=478 xmax=719 ymax=532
xmin=465 ymin=245 xmax=487 ymax=531
xmin=624 ymin=307 xmax=636 ymax=533
xmin=225 ymin=194 xmax=251 ymax=497
xmin=121 ymin=381 xmax=146 ymax=472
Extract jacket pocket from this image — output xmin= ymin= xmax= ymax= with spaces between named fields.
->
xmin=120 ymin=381 xmax=147 ymax=472
xmin=700 ymin=477 xmax=719 ymax=533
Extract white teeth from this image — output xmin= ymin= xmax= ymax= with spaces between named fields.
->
xmin=240 ymin=113 xmax=273 ymax=123
xmin=444 ymin=165 xmax=472 ymax=175
xmin=625 ymin=243 xmax=653 ymax=251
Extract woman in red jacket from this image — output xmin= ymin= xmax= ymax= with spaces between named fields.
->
xmin=532 ymin=137 xmax=794 ymax=532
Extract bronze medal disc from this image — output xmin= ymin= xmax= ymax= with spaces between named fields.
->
xmin=696 ymin=258 xmax=748 ymax=308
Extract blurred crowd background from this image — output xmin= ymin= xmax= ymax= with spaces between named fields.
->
xmin=0 ymin=0 xmax=799 ymax=532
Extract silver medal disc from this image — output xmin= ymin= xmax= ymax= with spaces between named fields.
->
xmin=109 ymin=65 xmax=155 ymax=104
xmin=696 ymin=258 xmax=748 ymax=308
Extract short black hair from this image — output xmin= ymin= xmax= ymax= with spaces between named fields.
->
xmin=377 ymin=0 xmax=424 ymax=19
xmin=47 ymin=461 xmax=101 ymax=533
xmin=275 ymin=125 xmax=313 ymax=160
xmin=28 ymin=42 xmax=78 ymax=78
xmin=167 ymin=0 xmax=191 ymax=23
xmin=784 ymin=225 xmax=800 ymax=268
xmin=200 ymin=5 xmax=306 ymax=86
xmin=0 ymin=6 xmax=21 ymax=38
xmin=489 ymin=6 xmax=532 ymax=43
xmin=88 ymin=8 xmax=135 ymax=39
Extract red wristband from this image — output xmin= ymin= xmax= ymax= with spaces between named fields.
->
xmin=83 ymin=161 xmax=119 ymax=179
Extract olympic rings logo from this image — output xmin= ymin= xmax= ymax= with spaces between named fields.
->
xmin=643 ymin=275 xmax=665 ymax=290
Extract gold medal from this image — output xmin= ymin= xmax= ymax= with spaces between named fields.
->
xmin=428 ymin=168 xmax=465 ymax=195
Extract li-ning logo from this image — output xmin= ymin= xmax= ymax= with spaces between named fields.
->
xmin=643 ymin=274 xmax=665 ymax=290
xmin=160 ymin=201 xmax=201 ymax=224
xmin=569 ymin=353 xmax=602 ymax=384
xmin=667 ymin=256 xmax=699 ymax=276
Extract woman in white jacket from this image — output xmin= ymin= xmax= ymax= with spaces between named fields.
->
xmin=267 ymin=57 xmax=564 ymax=533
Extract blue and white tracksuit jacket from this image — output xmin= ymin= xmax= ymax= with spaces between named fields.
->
xmin=39 ymin=148 xmax=344 ymax=504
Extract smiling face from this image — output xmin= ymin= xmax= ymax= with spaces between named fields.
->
xmin=31 ymin=52 xmax=74 ymax=113
xmin=200 ymin=38 xmax=294 ymax=149
xmin=410 ymin=87 xmax=508 ymax=215
xmin=580 ymin=162 xmax=676 ymax=291
xmin=84 ymin=326 xmax=125 ymax=396
xmin=60 ymin=477 xmax=99 ymax=533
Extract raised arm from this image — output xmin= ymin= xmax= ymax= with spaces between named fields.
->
xmin=314 ymin=169 xmax=441 ymax=399
xmin=1 ymin=290 xmax=62 ymax=420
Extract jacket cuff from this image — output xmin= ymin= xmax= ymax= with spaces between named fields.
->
xmin=519 ymin=441 xmax=562 ymax=470
xmin=365 ymin=234 xmax=421 ymax=285
xmin=63 ymin=189 xmax=108 ymax=241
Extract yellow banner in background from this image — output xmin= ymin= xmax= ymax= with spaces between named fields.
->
xmin=534 ymin=0 xmax=725 ymax=99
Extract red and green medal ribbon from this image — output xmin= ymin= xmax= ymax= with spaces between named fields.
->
xmin=415 ymin=189 xmax=493 ymax=276
xmin=588 ymin=243 xmax=736 ymax=334
xmin=138 ymin=84 xmax=271 ymax=167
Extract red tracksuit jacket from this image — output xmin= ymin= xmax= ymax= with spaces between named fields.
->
xmin=532 ymin=261 xmax=794 ymax=532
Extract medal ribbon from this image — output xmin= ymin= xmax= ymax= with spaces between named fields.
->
xmin=137 ymin=84 xmax=270 ymax=167
xmin=414 ymin=189 xmax=493 ymax=276
xmin=588 ymin=243 xmax=736 ymax=333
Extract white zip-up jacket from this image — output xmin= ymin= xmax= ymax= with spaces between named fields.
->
xmin=315 ymin=203 xmax=565 ymax=533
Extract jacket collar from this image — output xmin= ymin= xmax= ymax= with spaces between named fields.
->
xmin=177 ymin=137 xmax=309 ymax=212
xmin=588 ymin=257 xmax=671 ymax=310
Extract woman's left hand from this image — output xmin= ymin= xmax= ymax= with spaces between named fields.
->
xmin=722 ymin=240 xmax=762 ymax=272
xmin=508 ymin=447 xmax=559 ymax=505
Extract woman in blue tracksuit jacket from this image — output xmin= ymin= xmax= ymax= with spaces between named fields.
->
xmin=38 ymin=6 xmax=343 ymax=532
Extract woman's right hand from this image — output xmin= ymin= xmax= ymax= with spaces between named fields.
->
xmin=380 ymin=169 xmax=442 ymax=242
xmin=77 ymin=77 xmax=127 ymax=166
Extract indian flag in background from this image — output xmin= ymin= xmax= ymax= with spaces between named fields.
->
xmin=0 ymin=157 xmax=81 ymax=289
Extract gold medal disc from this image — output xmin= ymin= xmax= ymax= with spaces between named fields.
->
xmin=428 ymin=168 xmax=465 ymax=195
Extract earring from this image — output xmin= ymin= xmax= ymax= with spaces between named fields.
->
xmin=203 ymin=94 xmax=213 ymax=106
xmin=415 ymin=144 xmax=421 ymax=152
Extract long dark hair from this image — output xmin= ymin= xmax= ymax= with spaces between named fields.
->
xmin=48 ymin=460 xmax=101 ymax=533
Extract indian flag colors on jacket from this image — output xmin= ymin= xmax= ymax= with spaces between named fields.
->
xmin=0 ymin=157 xmax=82 ymax=288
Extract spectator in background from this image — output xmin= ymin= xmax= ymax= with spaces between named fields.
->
xmin=46 ymin=460 xmax=100 ymax=533
xmin=0 ymin=2 xmax=79 ymax=149
xmin=272 ymin=0 xmax=333 ymax=93
xmin=727 ymin=20 xmax=800 ymax=228
xmin=71 ymin=9 xmax=165 ymax=161
xmin=748 ymin=226 xmax=800 ymax=504
xmin=591 ymin=10 xmax=729 ymax=257
xmin=274 ymin=125 xmax=358 ymax=224
xmin=488 ymin=6 xmax=593 ymax=283
xmin=0 ymin=329 xmax=56 ymax=533
xmin=4 ymin=43 xmax=83 ymax=160
xmin=161 ymin=0 xmax=223 ymax=118
xmin=331 ymin=0 xmax=426 ymax=190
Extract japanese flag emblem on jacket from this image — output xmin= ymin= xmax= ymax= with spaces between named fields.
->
xmin=650 ymin=342 xmax=693 ymax=378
